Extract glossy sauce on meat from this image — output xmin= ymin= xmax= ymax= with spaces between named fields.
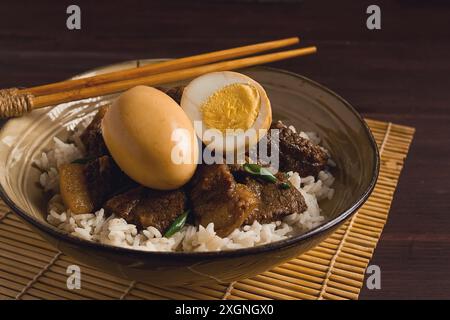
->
xmin=83 ymin=155 xmax=136 ymax=209
xmin=269 ymin=121 xmax=328 ymax=177
xmin=80 ymin=105 xmax=110 ymax=158
xmin=104 ymin=187 xmax=186 ymax=233
xmin=189 ymin=164 xmax=258 ymax=237
xmin=242 ymin=175 xmax=307 ymax=225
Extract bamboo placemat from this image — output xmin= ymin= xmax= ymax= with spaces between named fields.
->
xmin=0 ymin=119 xmax=414 ymax=300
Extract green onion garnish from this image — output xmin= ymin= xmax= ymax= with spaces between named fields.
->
xmin=243 ymin=163 xmax=291 ymax=189
xmin=280 ymin=182 xmax=291 ymax=189
xmin=243 ymin=163 xmax=277 ymax=183
xmin=164 ymin=210 xmax=189 ymax=238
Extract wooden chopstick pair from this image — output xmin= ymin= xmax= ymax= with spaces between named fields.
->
xmin=0 ymin=37 xmax=317 ymax=118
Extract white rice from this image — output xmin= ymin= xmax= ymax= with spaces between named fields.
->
xmin=35 ymin=125 xmax=335 ymax=252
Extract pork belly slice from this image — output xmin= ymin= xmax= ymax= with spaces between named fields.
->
xmin=83 ymin=155 xmax=136 ymax=210
xmin=189 ymin=164 xmax=259 ymax=238
xmin=59 ymin=155 xmax=134 ymax=215
xmin=269 ymin=121 xmax=328 ymax=177
xmin=103 ymin=187 xmax=143 ymax=223
xmin=133 ymin=188 xmax=186 ymax=232
xmin=79 ymin=105 xmax=110 ymax=158
xmin=104 ymin=187 xmax=187 ymax=234
xmin=242 ymin=175 xmax=307 ymax=225
xmin=59 ymin=163 xmax=94 ymax=215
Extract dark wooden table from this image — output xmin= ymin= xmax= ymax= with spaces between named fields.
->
xmin=0 ymin=0 xmax=449 ymax=299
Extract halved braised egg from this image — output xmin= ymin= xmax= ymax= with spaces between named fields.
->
xmin=180 ymin=71 xmax=272 ymax=154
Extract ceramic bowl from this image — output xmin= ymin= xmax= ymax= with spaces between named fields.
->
xmin=0 ymin=60 xmax=379 ymax=286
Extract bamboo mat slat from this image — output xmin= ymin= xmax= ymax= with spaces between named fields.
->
xmin=0 ymin=119 xmax=414 ymax=300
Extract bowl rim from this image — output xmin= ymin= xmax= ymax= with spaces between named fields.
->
xmin=0 ymin=63 xmax=380 ymax=258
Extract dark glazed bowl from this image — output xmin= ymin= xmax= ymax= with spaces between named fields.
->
xmin=0 ymin=60 xmax=379 ymax=286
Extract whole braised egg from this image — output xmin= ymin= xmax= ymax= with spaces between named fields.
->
xmin=102 ymin=85 xmax=198 ymax=190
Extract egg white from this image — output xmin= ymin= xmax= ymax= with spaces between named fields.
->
xmin=180 ymin=71 xmax=272 ymax=154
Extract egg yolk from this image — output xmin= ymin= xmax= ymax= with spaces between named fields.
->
xmin=200 ymin=83 xmax=260 ymax=132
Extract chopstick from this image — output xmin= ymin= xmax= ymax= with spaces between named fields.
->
xmin=18 ymin=37 xmax=300 ymax=97
xmin=30 ymin=46 xmax=317 ymax=110
xmin=0 ymin=41 xmax=317 ymax=119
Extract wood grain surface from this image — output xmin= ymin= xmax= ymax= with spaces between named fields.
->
xmin=0 ymin=0 xmax=449 ymax=299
